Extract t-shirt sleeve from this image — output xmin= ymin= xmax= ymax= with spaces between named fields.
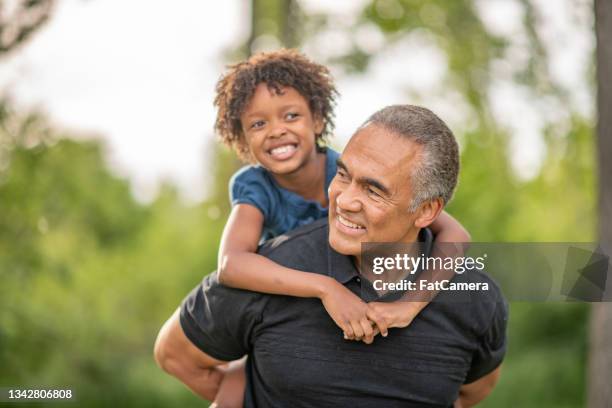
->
xmin=179 ymin=272 xmax=265 ymax=361
xmin=229 ymin=167 xmax=274 ymax=221
xmin=464 ymin=298 xmax=509 ymax=384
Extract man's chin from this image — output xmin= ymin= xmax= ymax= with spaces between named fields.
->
xmin=328 ymin=230 xmax=361 ymax=256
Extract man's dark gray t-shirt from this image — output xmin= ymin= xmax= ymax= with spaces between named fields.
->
xmin=180 ymin=219 xmax=508 ymax=408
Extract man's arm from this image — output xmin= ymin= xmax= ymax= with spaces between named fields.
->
xmin=154 ymin=309 xmax=228 ymax=400
xmin=455 ymin=366 xmax=502 ymax=408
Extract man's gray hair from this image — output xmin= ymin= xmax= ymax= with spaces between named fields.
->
xmin=363 ymin=105 xmax=460 ymax=212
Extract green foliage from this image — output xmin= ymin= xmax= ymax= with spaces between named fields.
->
xmin=479 ymin=303 xmax=588 ymax=408
xmin=446 ymin=118 xmax=593 ymax=408
xmin=0 ymin=103 xmax=226 ymax=407
xmin=362 ymin=0 xmax=505 ymax=106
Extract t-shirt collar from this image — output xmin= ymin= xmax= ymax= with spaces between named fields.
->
xmin=326 ymin=226 xmax=435 ymax=286
xmin=328 ymin=242 xmax=360 ymax=284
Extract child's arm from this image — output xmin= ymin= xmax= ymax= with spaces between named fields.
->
xmin=429 ymin=210 xmax=471 ymax=244
xmin=366 ymin=211 xmax=471 ymax=338
xmin=218 ymin=204 xmax=373 ymax=340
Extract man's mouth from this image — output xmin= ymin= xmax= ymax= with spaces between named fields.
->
xmin=268 ymin=144 xmax=297 ymax=160
xmin=336 ymin=214 xmax=366 ymax=232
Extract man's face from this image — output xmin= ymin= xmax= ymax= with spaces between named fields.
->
xmin=328 ymin=124 xmax=424 ymax=256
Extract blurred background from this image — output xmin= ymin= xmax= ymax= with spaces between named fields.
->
xmin=0 ymin=0 xmax=609 ymax=407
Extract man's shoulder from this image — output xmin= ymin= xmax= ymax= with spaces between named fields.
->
xmin=424 ymin=267 xmax=507 ymax=334
xmin=258 ymin=218 xmax=329 ymax=269
xmin=453 ymin=268 xmax=508 ymax=334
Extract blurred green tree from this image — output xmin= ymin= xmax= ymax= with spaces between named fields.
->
xmin=0 ymin=105 xmax=225 ymax=407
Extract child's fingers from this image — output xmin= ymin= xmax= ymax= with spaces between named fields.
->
xmin=360 ymin=318 xmax=375 ymax=344
xmin=343 ymin=323 xmax=355 ymax=340
xmin=366 ymin=308 xmax=389 ymax=337
xmin=350 ymin=320 xmax=365 ymax=341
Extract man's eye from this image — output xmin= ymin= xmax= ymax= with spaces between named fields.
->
xmin=367 ymin=187 xmax=381 ymax=197
xmin=251 ymin=120 xmax=265 ymax=129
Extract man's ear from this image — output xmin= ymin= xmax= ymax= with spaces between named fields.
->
xmin=414 ymin=198 xmax=444 ymax=228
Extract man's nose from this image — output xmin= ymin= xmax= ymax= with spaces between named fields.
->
xmin=335 ymin=183 xmax=362 ymax=213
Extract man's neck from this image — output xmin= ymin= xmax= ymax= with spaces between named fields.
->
xmin=354 ymin=229 xmax=425 ymax=296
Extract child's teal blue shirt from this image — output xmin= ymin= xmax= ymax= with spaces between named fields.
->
xmin=229 ymin=148 xmax=339 ymax=241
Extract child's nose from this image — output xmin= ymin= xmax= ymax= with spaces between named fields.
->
xmin=269 ymin=122 xmax=287 ymax=138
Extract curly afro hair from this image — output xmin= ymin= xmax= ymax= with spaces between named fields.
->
xmin=214 ymin=49 xmax=338 ymax=162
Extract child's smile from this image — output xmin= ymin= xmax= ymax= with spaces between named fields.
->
xmin=268 ymin=143 xmax=297 ymax=161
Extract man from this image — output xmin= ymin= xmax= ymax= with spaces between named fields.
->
xmin=154 ymin=105 xmax=508 ymax=407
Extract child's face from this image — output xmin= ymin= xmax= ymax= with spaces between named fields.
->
xmin=240 ymin=84 xmax=323 ymax=174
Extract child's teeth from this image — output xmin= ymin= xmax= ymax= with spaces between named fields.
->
xmin=271 ymin=145 xmax=295 ymax=155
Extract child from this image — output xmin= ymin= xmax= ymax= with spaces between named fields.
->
xmin=212 ymin=49 xmax=470 ymax=406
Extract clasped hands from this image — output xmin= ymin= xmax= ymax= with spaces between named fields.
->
xmin=320 ymin=280 xmax=422 ymax=345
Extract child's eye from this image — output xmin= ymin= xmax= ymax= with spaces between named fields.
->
xmin=250 ymin=120 xmax=265 ymax=129
xmin=285 ymin=112 xmax=299 ymax=120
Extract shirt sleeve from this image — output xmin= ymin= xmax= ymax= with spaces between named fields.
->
xmin=229 ymin=167 xmax=274 ymax=221
xmin=464 ymin=298 xmax=509 ymax=384
xmin=179 ymin=272 xmax=266 ymax=361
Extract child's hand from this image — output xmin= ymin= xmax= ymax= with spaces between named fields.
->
xmin=365 ymin=301 xmax=424 ymax=338
xmin=319 ymin=281 xmax=375 ymax=343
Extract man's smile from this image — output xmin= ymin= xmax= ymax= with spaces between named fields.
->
xmin=335 ymin=214 xmax=366 ymax=235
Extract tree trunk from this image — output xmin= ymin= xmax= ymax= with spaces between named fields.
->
xmin=246 ymin=0 xmax=300 ymax=54
xmin=279 ymin=0 xmax=300 ymax=48
xmin=589 ymin=1 xmax=612 ymax=407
